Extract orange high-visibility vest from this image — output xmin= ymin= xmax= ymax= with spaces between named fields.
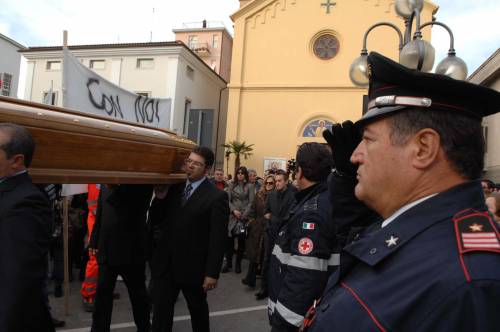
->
xmin=81 ymin=184 xmax=100 ymax=300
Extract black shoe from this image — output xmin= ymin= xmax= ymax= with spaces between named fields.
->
xmin=52 ymin=317 xmax=66 ymax=328
xmin=54 ymin=285 xmax=63 ymax=298
xmin=242 ymin=278 xmax=256 ymax=288
xmin=255 ymin=291 xmax=268 ymax=300
xmin=221 ymin=264 xmax=232 ymax=273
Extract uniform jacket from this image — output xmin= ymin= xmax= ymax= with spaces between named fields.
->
xmin=269 ymin=182 xmax=339 ymax=330
xmin=89 ymin=185 xmax=152 ymax=266
xmin=149 ymin=179 xmax=229 ymax=284
xmin=0 ymin=173 xmax=54 ymax=332
xmin=309 ymin=181 xmax=500 ymax=332
xmin=227 ymin=181 xmax=255 ymax=235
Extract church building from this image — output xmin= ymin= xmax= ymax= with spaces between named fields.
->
xmin=225 ymin=0 xmax=436 ymax=174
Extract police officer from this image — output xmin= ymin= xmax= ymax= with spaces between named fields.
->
xmin=269 ymin=142 xmax=339 ymax=332
xmin=302 ymin=52 xmax=500 ymax=331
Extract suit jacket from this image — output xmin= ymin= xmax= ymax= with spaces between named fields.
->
xmin=149 ymin=178 xmax=229 ymax=284
xmin=0 ymin=173 xmax=54 ymax=332
xmin=265 ymin=183 xmax=296 ymax=241
xmin=89 ymin=185 xmax=152 ymax=266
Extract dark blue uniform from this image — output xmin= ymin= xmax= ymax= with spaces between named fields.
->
xmin=269 ymin=182 xmax=339 ymax=331
xmin=308 ymin=181 xmax=500 ymax=332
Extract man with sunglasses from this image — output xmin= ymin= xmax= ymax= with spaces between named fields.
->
xmin=149 ymin=146 xmax=229 ymax=332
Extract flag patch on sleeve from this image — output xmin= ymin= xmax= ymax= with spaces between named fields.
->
xmin=303 ymin=222 xmax=316 ymax=230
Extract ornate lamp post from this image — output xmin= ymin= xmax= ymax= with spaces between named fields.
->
xmin=349 ymin=0 xmax=468 ymax=87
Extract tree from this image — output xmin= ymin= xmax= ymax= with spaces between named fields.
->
xmin=222 ymin=141 xmax=254 ymax=175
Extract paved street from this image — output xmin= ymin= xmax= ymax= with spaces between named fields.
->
xmin=50 ymin=260 xmax=269 ymax=332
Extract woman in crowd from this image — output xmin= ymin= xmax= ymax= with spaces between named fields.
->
xmin=222 ymin=166 xmax=255 ymax=274
xmin=242 ymin=174 xmax=275 ymax=287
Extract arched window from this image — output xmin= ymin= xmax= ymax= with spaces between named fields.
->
xmin=302 ymin=119 xmax=334 ymax=137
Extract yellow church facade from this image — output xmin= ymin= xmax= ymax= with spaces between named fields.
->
xmin=225 ymin=0 xmax=437 ymax=175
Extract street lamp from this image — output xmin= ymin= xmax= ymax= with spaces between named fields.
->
xmin=349 ymin=0 xmax=468 ymax=87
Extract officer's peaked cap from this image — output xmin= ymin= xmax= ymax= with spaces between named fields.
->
xmin=357 ymin=52 xmax=500 ymax=126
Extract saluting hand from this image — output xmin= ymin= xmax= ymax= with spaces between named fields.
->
xmin=203 ymin=276 xmax=218 ymax=292
xmin=322 ymin=120 xmax=361 ymax=177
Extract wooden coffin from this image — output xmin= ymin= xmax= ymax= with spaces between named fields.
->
xmin=0 ymin=96 xmax=195 ymax=184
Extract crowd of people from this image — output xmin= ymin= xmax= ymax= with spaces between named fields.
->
xmin=2 ymin=51 xmax=500 ymax=332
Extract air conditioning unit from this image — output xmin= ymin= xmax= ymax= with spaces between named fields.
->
xmin=1 ymin=73 xmax=13 ymax=96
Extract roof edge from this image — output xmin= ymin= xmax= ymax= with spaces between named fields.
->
xmin=0 ymin=32 xmax=26 ymax=49
xmin=19 ymin=40 xmax=227 ymax=85
xmin=468 ymin=48 xmax=500 ymax=84
xmin=20 ymin=41 xmax=183 ymax=53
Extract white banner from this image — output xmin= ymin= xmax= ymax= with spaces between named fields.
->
xmin=61 ymin=184 xmax=88 ymax=197
xmin=63 ymin=48 xmax=171 ymax=129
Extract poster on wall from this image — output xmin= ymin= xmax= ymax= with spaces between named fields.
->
xmin=263 ymin=157 xmax=287 ymax=173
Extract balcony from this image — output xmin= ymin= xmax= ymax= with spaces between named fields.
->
xmin=188 ymin=42 xmax=211 ymax=56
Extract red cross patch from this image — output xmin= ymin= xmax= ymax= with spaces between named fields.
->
xmin=298 ymin=237 xmax=314 ymax=255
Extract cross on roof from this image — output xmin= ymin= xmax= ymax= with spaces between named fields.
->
xmin=321 ymin=0 xmax=336 ymax=14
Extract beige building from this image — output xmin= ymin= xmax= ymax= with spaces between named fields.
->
xmin=174 ymin=21 xmax=233 ymax=82
xmin=225 ymin=0 xmax=436 ymax=175
xmin=20 ymin=41 xmax=229 ymax=167
xmin=469 ymin=49 xmax=500 ymax=182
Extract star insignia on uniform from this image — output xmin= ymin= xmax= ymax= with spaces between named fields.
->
xmin=385 ymin=235 xmax=399 ymax=247
xmin=469 ymin=223 xmax=483 ymax=232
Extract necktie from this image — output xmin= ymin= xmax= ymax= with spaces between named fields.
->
xmin=182 ymin=183 xmax=193 ymax=205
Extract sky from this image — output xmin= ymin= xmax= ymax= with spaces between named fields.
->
xmin=0 ymin=0 xmax=498 ymax=75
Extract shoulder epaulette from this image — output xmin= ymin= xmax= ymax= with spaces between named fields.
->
xmin=453 ymin=208 xmax=500 ymax=282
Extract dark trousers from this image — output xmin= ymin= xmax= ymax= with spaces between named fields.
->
xmin=260 ymin=232 xmax=272 ymax=293
xmin=152 ymin=277 xmax=209 ymax=332
xmin=91 ymin=263 xmax=151 ymax=332
xmin=225 ymin=234 xmax=245 ymax=267
xmin=244 ymin=262 xmax=258 ymax=286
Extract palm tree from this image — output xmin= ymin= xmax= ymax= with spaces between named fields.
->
xmin=222 ymin=141 xmax=254 ymax=175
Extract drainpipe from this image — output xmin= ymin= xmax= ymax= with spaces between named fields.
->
xmin=215 ymin=85 xmax=228 ymax=169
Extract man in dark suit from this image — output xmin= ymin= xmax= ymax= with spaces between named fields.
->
xmin=89 ymin=184 xmax=153 ymax=332
xmin=256 ymin=169 xmax=296 ymax=300
xmin=149 ymin=146 xmax=229 ymax=332
xmin=0 ymin=123 xmax=55 ymax=332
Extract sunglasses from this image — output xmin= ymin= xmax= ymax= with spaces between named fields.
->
xmin=265 ymin=182 xmax=274 ymax=185
xmin=237 ymin=172 xmax=245 ymax=174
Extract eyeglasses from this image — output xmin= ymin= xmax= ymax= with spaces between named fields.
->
xmin=184 ymin=158 xmax=205 ymax=168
